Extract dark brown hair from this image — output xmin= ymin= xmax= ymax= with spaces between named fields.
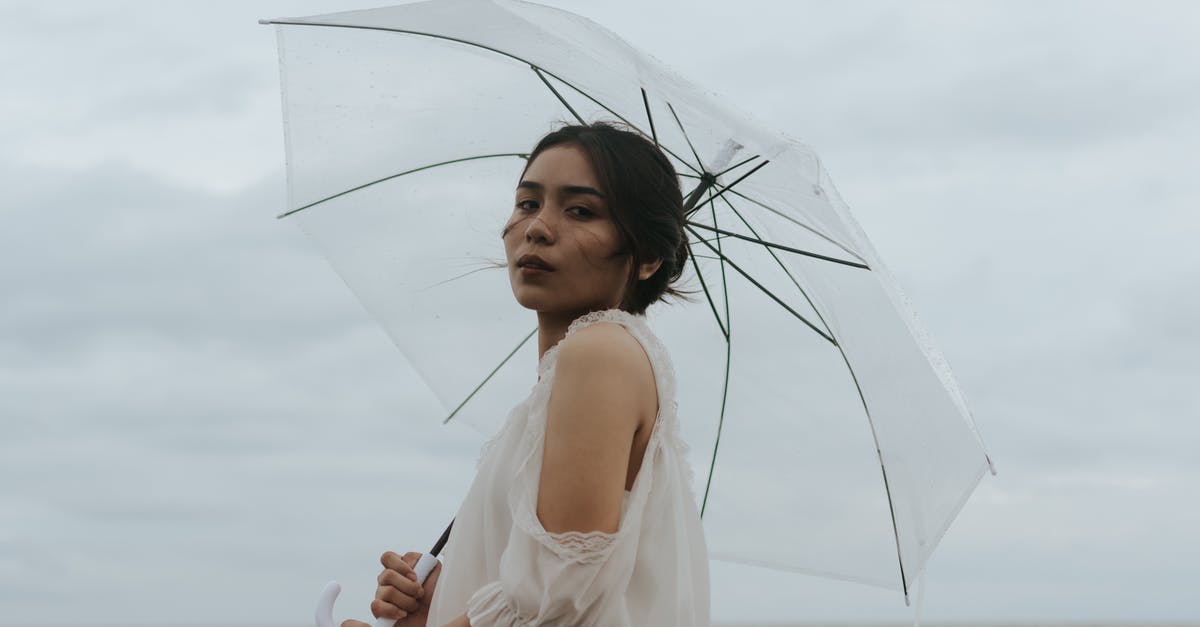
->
xmin=518 ymin=121 xmax=691 ymax=315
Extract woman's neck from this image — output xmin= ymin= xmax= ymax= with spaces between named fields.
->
xmin=535 ymin=309 xmax=577 ymax=361
xmin=535 ymin=304 xmax=621 ymax=362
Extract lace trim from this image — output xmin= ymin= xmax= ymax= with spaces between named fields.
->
xmin=566 ymin=307 xmax=642 ymax=335
xmin=540 ymin=528 xmax=618 ymax=564
xmin=510 ymin=478 xmax=621 ymax=565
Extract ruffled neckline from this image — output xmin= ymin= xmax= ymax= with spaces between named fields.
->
xmin=536 ymin=308 xmax=647 ymax=378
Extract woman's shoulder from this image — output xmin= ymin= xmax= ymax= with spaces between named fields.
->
xmin=556 ymin=321 xmax=653 ymax=382
xmin=537 ymin=308 xmax=674 ymax=408
xmin=553 ymin=319 xmax=661 ymax=435
xmin=560 ymin=310 xmax=673 ymax=386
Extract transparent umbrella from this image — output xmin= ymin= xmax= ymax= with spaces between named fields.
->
xmin=260 ymin=0 xmax=995 ymax=620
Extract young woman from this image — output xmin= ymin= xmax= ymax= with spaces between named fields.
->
xmin=344 ymin=122 xmax=710 ymax=627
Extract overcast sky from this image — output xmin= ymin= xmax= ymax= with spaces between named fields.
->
xmin=2 ymin=1 xmax=1198 ymax=625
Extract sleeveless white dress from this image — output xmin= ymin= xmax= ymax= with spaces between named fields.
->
xmin=426 ymin=308 xmax=711 ymax=626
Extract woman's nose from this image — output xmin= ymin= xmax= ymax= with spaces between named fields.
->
xmin=524 ymin=212 xmax=554 ymax=243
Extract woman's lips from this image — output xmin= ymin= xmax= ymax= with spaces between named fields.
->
xmin=518 ymin=265 xmax=551 ymax=278
xmin=516 ymin=253 xmax=554 ymax=277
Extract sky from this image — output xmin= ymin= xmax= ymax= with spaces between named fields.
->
xmin=1 ymin=0 xmax=1198 ymax=624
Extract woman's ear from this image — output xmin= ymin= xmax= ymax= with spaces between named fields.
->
xmin=637 ymin=257 xmax=663 ymax=281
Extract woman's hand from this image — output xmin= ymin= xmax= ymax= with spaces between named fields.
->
xmin=340 ymin=551 xmax=442 ymax=627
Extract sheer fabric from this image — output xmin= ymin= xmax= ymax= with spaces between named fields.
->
xmin=426 ymin=309 xmax=711 ymax=626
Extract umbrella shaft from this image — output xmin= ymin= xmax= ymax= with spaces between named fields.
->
xmin=683 ymin=175 xmax=717 ymax=215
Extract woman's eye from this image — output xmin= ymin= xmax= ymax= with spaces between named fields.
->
xmin=515 ymin=199 xmax=538 ymax=211
xmin=567 ymin=206 xmax=594 ymax=217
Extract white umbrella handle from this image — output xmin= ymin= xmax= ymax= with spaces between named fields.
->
xmin=315 ymin=553 xmax=441 ymax=627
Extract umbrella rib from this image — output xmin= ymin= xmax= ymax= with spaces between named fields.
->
xmin=714 ymin=195 xmax=909 ymax=599
xmin=262 ymin=19 xmax=702 ymax=176
xmin=640 ymin=88 xmax=658 ymax=146
xmin=715 ymin=153 xmax=761 ymax=178
xmin=546 ymin=74 xmax=702 ymax=176
xmin=275 ymin=152 xmax=528 ymax=219
xmin=532 ymin=66 xmax=585 ymax=124
xmin=834 ymin=339 xmax=911 ymax=603
xmin=685 ymin=224 xmax=838 ymax=346
xmin=701 ymin=187 xmax=734 ymax=518
xmin=685 ymin=241 xmax=728 ymax=340
xmin=666 ymin=152 xmax=707 ymax=180
xmin=443 ymin=326 xmax=538 ymax=424
xmin=693 ymin=197 xmax=908 ymax=596
xmin=665 ymin=101 xmax=706 ymax=171
xmin=417 ymin=262 xmax=504 ymax=292
xmin=716 ymin=194 xmax=839 ymax=341
xmin=691 ymin=234 xmax=732 ymax=254
xmin=519 ymin=73 xmax=701 ymax=178
xmin=685 ymin=221 xmax=870 ymax=269
xmin=552 ymin=78 xmax=702 ymax=177
xmin=726 ymin=188 xmax=868 ymax=266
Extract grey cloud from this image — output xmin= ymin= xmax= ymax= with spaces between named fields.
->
xmin=0 ymin=161 xmax=350 ymax=355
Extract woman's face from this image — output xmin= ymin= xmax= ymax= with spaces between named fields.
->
xmin=503 ymin=143 xmax=632 ymax=317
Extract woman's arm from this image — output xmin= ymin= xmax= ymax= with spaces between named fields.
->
xmin=461 ymin=322 xmax=657 ymax=626
xmin=537 ymin=322 xmax=652 ymax=534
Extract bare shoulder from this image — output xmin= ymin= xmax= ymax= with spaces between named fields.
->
xmin=556 ymin=321 xmax=653 ymax=379
xmin=552 ymin=321 xmax=658 ymax=436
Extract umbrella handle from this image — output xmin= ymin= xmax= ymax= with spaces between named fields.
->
xmin=314 ymin=553 xmax=440 ymax=627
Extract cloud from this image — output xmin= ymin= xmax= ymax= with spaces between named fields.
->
xmin=0 ymin=157 xmax=483 ymax=622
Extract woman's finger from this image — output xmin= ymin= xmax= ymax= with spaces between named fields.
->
xmin=377 ymin=583 xmax=421 ymax=613
xmin=380 ymin=551 xmax=417 ymax=579
xmin=379 ymin=568 xmax=423 ymax=598
xmin=369 ymin=597 xmax=408 ymax=620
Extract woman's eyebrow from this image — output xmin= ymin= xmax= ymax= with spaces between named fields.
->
xmin=517 ymin=180 xmax=606 ymax=199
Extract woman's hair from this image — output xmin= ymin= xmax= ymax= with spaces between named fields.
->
xmin=520 ymin=121 xmax=692 ymax=315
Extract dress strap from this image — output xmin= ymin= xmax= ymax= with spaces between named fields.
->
xmin=566 ymin=308 xmax=646 ymax=337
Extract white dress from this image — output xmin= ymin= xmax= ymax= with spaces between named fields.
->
xmin=426 ymin=308 xmax=711 ymax=626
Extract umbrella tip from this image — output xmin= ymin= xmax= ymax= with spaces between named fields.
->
xmin=258 ymin=18 xmax=273 ymax=25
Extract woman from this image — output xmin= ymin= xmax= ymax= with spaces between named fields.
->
xmin=345 ymin=122 xmax=710 ymax=627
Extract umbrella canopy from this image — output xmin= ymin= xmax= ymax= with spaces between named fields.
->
xmin=262 ymin=0 xmax=995 ymax=602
